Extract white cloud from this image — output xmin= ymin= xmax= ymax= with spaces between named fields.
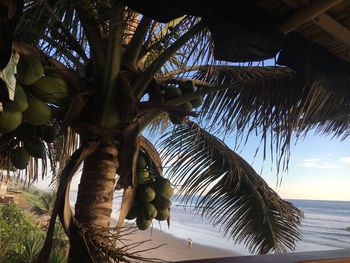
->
xmin=298 ymin=158 xmax=344 ymax=169
xmin=299 ymin=162 xmax=343 ymax=169
xmin=302 ymin=158 xmax=320 ymax=163
xmin=340 ymin=157 xmax=350 ymax=165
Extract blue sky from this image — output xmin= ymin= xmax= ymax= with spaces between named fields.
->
xmin=33 ymin=57 xmax=350 ymax=201
xmin=35 ymin=130 xmax=350 ymax=201
xmin=216 ymin=58 xmax=350 ymax=201
xmin=234 ymin=132 xmax=350 ymax=201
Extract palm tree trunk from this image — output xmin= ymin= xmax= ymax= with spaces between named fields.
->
xmin=68 ymin=141 xmax=119 ymax=262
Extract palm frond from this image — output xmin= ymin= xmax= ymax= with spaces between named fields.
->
xmin=17 ymin=1 xmax=87 ymax=71
xmin=159 ymin=65 xmax=350 ymax=172
xmin=17 ymin=234 xmax=43 ymax=263
xmin=31 ymin=205 xmax=48 ymax=216
xmin=159 ymin=122 xmax=303 ymax=254
xmin=31 ymin=191 xmax=56 ymax=216
xmin=294 ymin=84 xmax=350 ymax=140
xmin=0 ymin=129 xmax=50 ymax=185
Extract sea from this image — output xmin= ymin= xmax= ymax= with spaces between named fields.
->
xmin=70 ymin=191 xmax=350 ymax=255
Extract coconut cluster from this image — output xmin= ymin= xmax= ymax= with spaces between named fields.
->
xmin=164 ymin=80 xmax=203 ymax=124
xmin=0 ymin=56 xmax=68 ymax=170
xmin=126 ymin=151 xmax=174 ymax=230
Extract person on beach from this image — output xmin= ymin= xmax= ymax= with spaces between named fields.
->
xmin=188 ymin=238 xmax=193 ymax=248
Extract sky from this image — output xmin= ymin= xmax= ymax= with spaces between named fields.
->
xmin=34 ymin=130 xmax=350 ymax=201
xmin=235 ymin=132 xmax=350 ymax=201
xmin=33 ymin=58 xmax=350 ymax=201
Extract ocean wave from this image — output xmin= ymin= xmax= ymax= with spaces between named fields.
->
xmin=301 ymin=223 xmax=350 ymax=233
xmin=300 ymin=237 xmax=350 ymax=249
xmin=68 ymin=194 xmax=350 ymax=254
xmin=302 ymin=228 xmax=350 ymax=236
xmin=302 ymin=230 xmax=350 ymax=241
xmin=304 ymin=213 xmax=350 ymax=223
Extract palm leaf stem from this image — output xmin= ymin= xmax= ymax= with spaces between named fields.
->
xmin=42 ymin=0 xmax=88 ymax=62
xmin=40 ymin=34 xmax=84 ymax=73
xmin=157 ymin=65 xmax=209 ymax=81
xmin=123 ymin=16 xmax=152 ymax=65
xmin=155 ymin=16 xmax=186 ymax=40
xmin=165 ymin=82 xmax=238 ymax=106
xmin=97 ymin=4 xmax=124 ymax=127
xmin=138 ymin=81 xmax=235 ymax=131
xmin=134 ymin=21 xmax=205 ymax=98
xmin=165 ymin=77 xmax=213 ymax=88
xmin=138 ymin=17 xmax=188 ymax=65
xmin=71 ymin=0 xmax=104 ymax=75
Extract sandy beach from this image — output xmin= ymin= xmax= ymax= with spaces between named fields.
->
xmin=121 ymin=225 xmax=239 ymax=262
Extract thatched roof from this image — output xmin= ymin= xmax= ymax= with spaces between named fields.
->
xmin=0 ymin=0 xmax=349 ymax=171
xmin=122 ymin=0 xmax=350 ymax=104
xmin=122 ymin=0 xmax=350 ymax=65
xmin=260 ymin=0 xmax=350 ymax=64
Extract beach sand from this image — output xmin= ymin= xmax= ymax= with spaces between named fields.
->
xmin=121 ymin=225 xmax=239 ymax=262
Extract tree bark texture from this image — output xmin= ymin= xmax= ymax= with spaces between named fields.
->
xmin=68 ymin=141 xmax=119 ymax=262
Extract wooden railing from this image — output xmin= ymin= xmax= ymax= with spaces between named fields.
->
xmin=177 ymin=249 xmax=350 ymax=263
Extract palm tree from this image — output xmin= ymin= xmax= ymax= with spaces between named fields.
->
xmin=31 ymin=191 xmax=56 ymax=217
xmin=1 ymin=1 xmax=348 ymax=262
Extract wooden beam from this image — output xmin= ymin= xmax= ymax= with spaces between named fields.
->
xmin=313 ymin=14 xmax=350 ymax=49
xmin=279 ymin=0 xmax=343 ymax=34
xmin=282 ymin=0 xmax=350 ymax=49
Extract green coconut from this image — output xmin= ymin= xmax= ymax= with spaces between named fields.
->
xmin=179 ymin=80 xmax=195 ymax=94
xmin=2 ymin=84 xmax=28 ymax=112
xmin=136 ymin=217 xmax=152 ymax=230
xmin=169 ymin=101 xmax=192 ymax=125
xmin=0 ymin=111 xmax=22 ymax=134
xmin=31 ymin=76 xmax=69 ymax=103
xmin=154 ymin=178 xmax=173 ymax=199
xmin=137 ymin=154 xmax=148 ymax=169
xmin=24 ymin=138 xmax=45 ymax=158
xmin=137 ymin=170 xmax=150 ymax=185
xmin=155 ymin=209 xmax=170 ymax=221
xmin=126 ymin=206 xmax=138 ymax=220
xmin=180 ymin=101 xmax=193 ymax=113
xmin=38 ymin=124 xmax=59 ymax=143
xmin=152 ymin=196 xmax=172 ymax=210
xmin=10 ymin=147 xmax=30 ymax=170
xmin=141 ymin=203 xmax=158 ymax=220
xmin=23 ymin=96 xmax=51 ymax=125
xmin=164 ymin=85 xmax=182 ymax=101
xmin=190 ymin=96 xmax=203 ymax=108
xmin=16 ymin=56 xmax=44 ymax=85
xmin=17 ymin=123 xmax=38 ymax=138
xmin=169 ymin=114 xmax=183 ymax=125
xmin=138 ymin=186 xmax=156 ymax=203
xmin=47 ymin=72 xmax=64 ymax=79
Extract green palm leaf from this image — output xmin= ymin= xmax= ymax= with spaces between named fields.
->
xmin=17 ymin=234 xmax=43 ymax=263
xmin=161 ymin=65 xmax=350 ymax=171
xmin=31 ymin=191 xmax=56 ymax=216
xmin=159 ymin=121 xmax=303 ymax=254
xmin=48 ymin=251 xmax=67 ymax=263
xmin=18 ymin=0 xmax=87 ymax=71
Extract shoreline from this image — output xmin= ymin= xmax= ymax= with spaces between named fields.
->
xmin=119 ymin=222 xmax=240 ymax=262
